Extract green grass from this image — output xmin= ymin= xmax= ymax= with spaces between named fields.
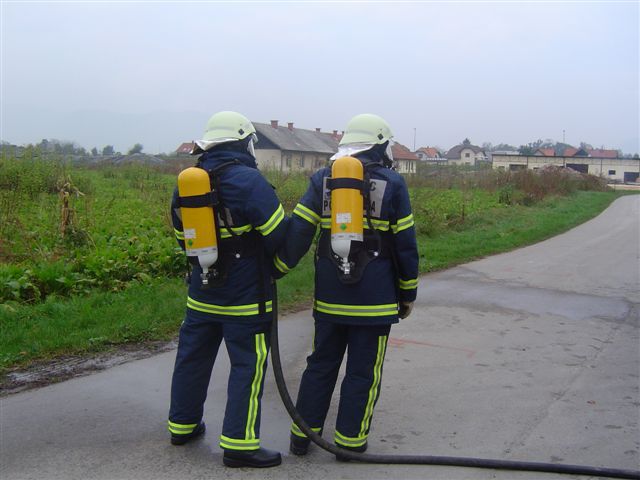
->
xmin=420 ymin=191 xmax=621 ymax=271
xmin=1 ymin=189 xmax=627 ymax=375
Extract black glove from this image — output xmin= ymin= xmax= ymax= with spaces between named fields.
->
xmin=399 ymin=301 xmax=414 ymax=319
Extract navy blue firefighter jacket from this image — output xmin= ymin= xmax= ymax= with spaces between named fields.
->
xmin=171 ymin=150 xmax=287 ymax=324
xmin=274 ymin=152 xmax=419 ymax=325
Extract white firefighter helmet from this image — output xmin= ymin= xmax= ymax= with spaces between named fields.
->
xmin=192 ymin=111 xmax=257 ymax=154
xmin=331 ymin=113 xmax=394 ymax=160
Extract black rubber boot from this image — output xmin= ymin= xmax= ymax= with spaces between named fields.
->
xmin=223 ymin=447 xmax=282 ymax=468
xmin=335 ymin=442 xmax=368 ymax=462
xmin=170 ymin=422 xmax=206 ymax=446
xmin=289 ymin=433 xmax=311 ymax=456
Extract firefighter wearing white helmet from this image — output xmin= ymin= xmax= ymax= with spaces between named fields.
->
xmin=273 ymin=113 xmax=419 ymax=458
xmin=168 ymin=111 xmax=286 ymax=468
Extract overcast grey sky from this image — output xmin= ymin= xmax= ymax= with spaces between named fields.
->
xmin=1 ymin=1 xmax=638 ymax=154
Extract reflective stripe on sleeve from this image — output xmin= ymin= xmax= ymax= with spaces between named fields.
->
xmin=174 ymin=228 xmax=185 ymax=240
xmin=398 ymin=278 xmax=418 ymax=290
xmin=293 ymin=203 xmax=321 ymax=226
xmin=256 ymin=204 xmax=285 ymax=236
xmin=391 ymin=213 xmax=415 ymax=234
xmin=273 ymin=254 xmax=290 ymax=274
xmin=314 ymin=300 xmax=398 ymax=317
xmin=187 ymin=297 xmax=273 ymax=316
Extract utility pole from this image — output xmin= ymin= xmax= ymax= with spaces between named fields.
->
xmin=563 ymin=129 xmax=565 ymax=143
xmin=413 ymin=128 xmax=416 ymax=151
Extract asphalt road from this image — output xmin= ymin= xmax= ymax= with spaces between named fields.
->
xmin=1 ymin=195 xmax=638 ymax=480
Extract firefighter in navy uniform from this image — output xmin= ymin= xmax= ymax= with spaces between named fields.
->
xmin=273 ymin=114 xmax=419 ymax=458
xmin=168 ymin=111 xmax=286 ymax=468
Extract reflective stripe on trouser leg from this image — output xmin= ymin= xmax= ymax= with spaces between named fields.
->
xmin=294 ymin=321 xmax=348 ymax=439
xmin=359 ymin=335 xmax=388 ymax=437
xmin=335 ymin=325 xmax=390 ymax=446
xmin=220 ymin=323 xmax=270 ymax=451
xmin=168 ymin=421 xmax=199 ymax=436
xmin=290 ymin=423 xmax=322 ymax=439
xmin=168 ymin=314 xmax=223 ymax=429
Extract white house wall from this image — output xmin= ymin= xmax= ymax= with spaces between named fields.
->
xmin=491 ymin=155 xmax=640 ymax=183
xmin=449 ymin=148 xmax=485 ymax=165
xmin=395 ymin=159 xmax=417 ymax=174
xmin=255 ymin=149 xmax=282 ymax=171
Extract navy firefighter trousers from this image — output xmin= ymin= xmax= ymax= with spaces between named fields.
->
xmin=169 ymin=314 xmax=271 ymax=451
xmin=291 ymin=321 xmax=391 ymax=448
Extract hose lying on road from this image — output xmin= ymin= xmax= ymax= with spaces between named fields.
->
xmin=269 ymin=284 xmax=640 ymax=480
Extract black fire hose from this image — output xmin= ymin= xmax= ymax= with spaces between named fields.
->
xmin=269 ymin=284 xmax=640 ymax=479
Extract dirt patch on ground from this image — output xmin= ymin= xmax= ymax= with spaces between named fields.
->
xmin=0 ymin=340 xmax=177 ymax=397
xmin=0 ymin=303 xmax=311 ymax=397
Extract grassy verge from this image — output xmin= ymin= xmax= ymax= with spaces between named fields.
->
xmin=0 ymin=190 xmax=627 ymax=374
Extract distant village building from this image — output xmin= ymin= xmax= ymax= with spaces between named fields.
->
xmin=445 ymin=139 xmax=487 ymax=166
xmin=534 ymin=148 xmax=556 ymax=157
xmin=492 ymin=153 xmax=640 ymax=183
xmin=253 ymin=121 xmax=339 ymax=172
xmin=175 ymin=142 xmax=194 ymax=156
xmin=534 ymin=146 xmax=619 ymax=158
xmin=415 ymin=146 xmax=445 ymax=164
xmin=391 ymin=142 xmax=418 ymax=174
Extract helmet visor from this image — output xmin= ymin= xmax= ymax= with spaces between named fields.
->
xmin=330 ymin=143 xmax=375 ymax=161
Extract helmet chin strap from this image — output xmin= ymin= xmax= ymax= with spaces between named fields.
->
xmin=247 ymin=133 xmax=258 ymax=158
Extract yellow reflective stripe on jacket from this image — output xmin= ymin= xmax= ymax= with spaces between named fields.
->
xmin=167 ymin=421 xmax=198 ymax=435
xmin=187 ymin=297 xmax=273 ymax=316
xmin=365 ymin=219 xmax=390 ymax=231
xmin=320 ymin=217 xmax=390 ymax=231
xmin=398 ymin=278 xmax=418 ymax=290
xmin=219 ymin=224 xmax=252 ymax=239
xmin=335 ymin=429 xmax=368 ymax=448
xmin=391 ymin=213 xmax=415 ymax=234
xmin=314 ymin=300 xmax=398 ymax=317
xmin=360 ymin=335 xmax=388 ymax=437
xmin=293 ymin=203 xmax=321 ymax=226
xmin=291 ymin=423 xmax=322 ymax=439
xmin=256 ymin=204 xmax=285 ymax=236
xmin=273 ymin=254 xmax=290 ymax=274
xmin=219 ymin=435 xmax=260 ymax=451
xmin=246 ymin=333 xmax=267 ymax=440
xmin=174 ymin=228 xmax=185 ymax=240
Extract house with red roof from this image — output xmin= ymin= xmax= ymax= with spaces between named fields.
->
xmin=175 ymin=142 xmax=195 ymax=155
xmin=391 ymin=141 xmax=418 ymax=174
xmin=534 ymin=148 xmax=555 ymax=157
xmin=415 ymin=146 xmax=445 ymax=164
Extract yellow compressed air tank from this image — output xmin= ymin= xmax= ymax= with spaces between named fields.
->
xmin=330 ymin=156 xmax=364 ymax=272
xmin=178 ymin=167 xmax=218 ymax=283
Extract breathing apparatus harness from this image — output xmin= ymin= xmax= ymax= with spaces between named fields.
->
xmin=318 ymin=160 xmax=393 ymax=285
xmin=176 ymin=159 xmax=267 ymax=315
